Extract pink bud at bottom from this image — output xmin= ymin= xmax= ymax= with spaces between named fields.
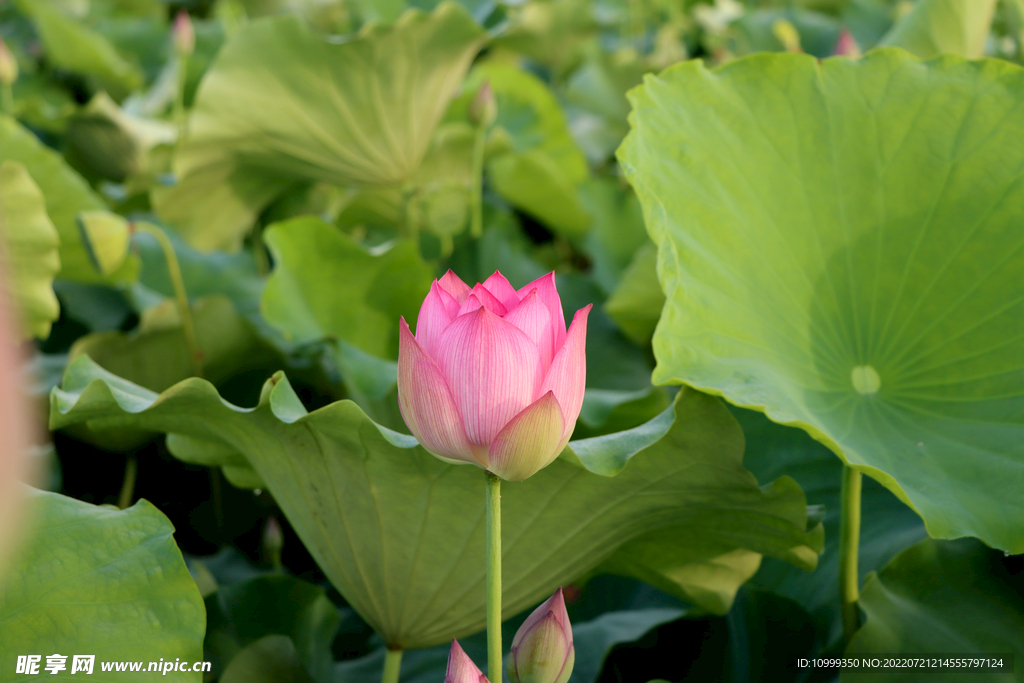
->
xmin=507 ymin=588 xmax=574 ymax=683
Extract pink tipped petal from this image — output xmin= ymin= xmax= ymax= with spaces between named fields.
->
xmin=415 ymin=281 xmax=459 ymax=359
xmin=488 ymin=392 xmax=565 ymax=482
xmin=398 ymin=319 xmax=480 ymax=467
xmin=446 ymin=640 xmax=489 ymax=683
xmin=471 ymin=283 xmax=508 ymax=315
xmin=540 ymin=305 xmax=591 ymax=443
xmin=502 ymin=290 xmax=556 ymax=371
xmin=516 ymin=273 xmax=566 ymax=352
xmin=482 ymin=271 xmax=521 ymax=311
xmin=438 ymin=270 xmax=472 ymax=304
xmin=438 ymin=308 xmax=542 ymax=447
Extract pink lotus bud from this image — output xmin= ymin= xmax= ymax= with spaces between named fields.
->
xmin=445 ymin=639 xmax=489 ymax=683
xmin=507 ymin=588 xmax=574 ymax=683
xmin=833 ymin=30 xmax=861 ymax=58
xmin=398 ymin=271 xmax=590 ymax=482
xmin=469 ymin=80 xmax=497 ymax=129
xmin=0 ymin=37 xmax=18 ymax=86
xmin=173 ymin=11 xmax=195 ymax=58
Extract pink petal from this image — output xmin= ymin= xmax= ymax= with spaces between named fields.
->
xmin=482 ymin=271 xmax=521 ymax=311
xmin=488 ymin=391 xmax=565 ymax=482
xmin=445 ymin=639 xmax=489 ymax=683
xmin=415 ymin=281 xmax=459 ymax=360
xmin=503 ymin=290 xmax=555 ymax=371
xmin=540 ymin=305 xmax=591 ymax=444
xmin=516 ymin=272 xmax=566 ymax=352
xmin=438 ymin=270 xmax=472 ymax=305
xmin=437 ymin=307 xmax=542 ymax=447
xmin=398 ymin=318 xmax=481 ymax=467
xmin=470 ymin=283 xmax=509 ymax=316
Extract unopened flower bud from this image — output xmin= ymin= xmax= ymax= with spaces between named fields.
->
xmin=832 ymin=30 xmax=862 ymax=58
xmin=445 ymin=639 xmax=489 ymax=683
xmin=264 ymin=515 xmax=284 ymax=570
xmin=507 ymin=588 xmax=574 ymax=683
xmin=469 ymin=81 xmax=497 ymax=129
xmin=0 ymin=38 xmax=18 ymax=86
xmin=173 ymin=11 xmax=195 ymax=58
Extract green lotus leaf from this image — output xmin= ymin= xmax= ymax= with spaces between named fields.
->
xmin=50 ymin=356 xmax=819 ymax=649
xmin=15 ymin=0 xmax=144 ymax=98
xmin=578 ymin=178 xmax=649 ymax=295
xmin=161 ymin=2 xmax=485 ymax=251
xmin=740 ymin=408 xmax=926 ymax=645
xmin=619 ymin=49 xmax=1024 ymax=552
xmin=844 ymin=538 xmax=1024 ymax=682
xmin=879 ymin=0 xmax=998 ymax=59
xmin=0 ymin=115 xmax=139 ymax=283
xmin=0 ymin=161 xmax=61 ymax=340
xmin=0 ymin=490 xmax=205 ymax=681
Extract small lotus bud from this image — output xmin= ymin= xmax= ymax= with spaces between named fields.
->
xmin=771 ymin=19 xmax=802 ymax=53
xmin=264 ymin=515 xmax=284 ymax=570
xmin=833 ymin=30 xmax=862 ymax=58
xmin=173 ymin=11 xmax=195 ymax=58
xmin=445 ymin=639 xmax=489 ymax=683
xmin=469 ymin=81 xmax=497 ymax=129
xmin=507 ymin=588 xmax=574 ymax=683
xmin=0 ymin=38 xmax=18 ymax=86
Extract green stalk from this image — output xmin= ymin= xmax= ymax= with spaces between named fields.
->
xmin=839 ymin=465 xmax=862 ymax=646
xmin=486 ymin=472 xmax=503 ymax=683
xmin=134 ymin=223 xmax=203 ymax=378
xmin=381 ymin=647 xmax=402 ymax=683
xmin=117 ymin=454 xmax=137 ymax=510
xmin=470 ymin=123 xmax=486 ymax=239
xmin=174 ymin=55 xmax=189 ymax=142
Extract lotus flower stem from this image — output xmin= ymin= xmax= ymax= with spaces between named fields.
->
xmin=117 ymin=455 xmax=137 ymax=510
xmin=486 ymin=471 xmax=502 ymax=683
xmin=838 ymin=465 xmax=862 ymax=645
xmin=381 ymin=647 xmax=402 ymax=683
xmin=469 ymin=123 xmax=486 ymax=239
xmin=133 ymin=223 xmax=203 ymax=378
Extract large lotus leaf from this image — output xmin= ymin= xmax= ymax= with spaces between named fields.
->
xmin=879 ymin=0 xmax=998 ymax=59
xmin=0 ymin=115 xmax=139 ymax=283
xmin=0 ymin=490 xmax=205 ymax=681
xmin=740 ymin=408 xmax=926 ymax=645
xmin=844 ymin=538 xmax=1024 ymax=682
xmin=163 ymin=3 xmax=484 ymax=251
xmin=619 ymin=49 xmax=1024 ymax=553
xmin=50 ymin=357 xmax=819 ymax=649
xmin=0 ymin=162 xmax=61 ymax=340
xmin=578 ymin=178 xmax=649 ymax=295
xmin=15 ymin=0 xmax=144 ymax=98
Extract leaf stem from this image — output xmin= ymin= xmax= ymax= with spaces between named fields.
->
xmin=839 ymin=465 xmax=862 ymax=646
xmin=470 ymin=123 xmax=486 ymax=239
xmin=134 ymin=223 xmax=203 ymax=378
xmin=118 ymin=454 xmax=137 ymax=510
xmin=381 ymin=647 xmax=402 ymax=683
xmin=486 ymin=471 xmax=503 ymax=683
xmin=174 ymin=55 xmax=189 ymax=142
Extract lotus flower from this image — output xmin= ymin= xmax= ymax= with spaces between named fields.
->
xmin=507 ymin=588 xmax=574 ymax=683
xmin=398 ymin=270 xmax=590 ymax=482
xmin=445 ymin=640 xmax=489 ymax=683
